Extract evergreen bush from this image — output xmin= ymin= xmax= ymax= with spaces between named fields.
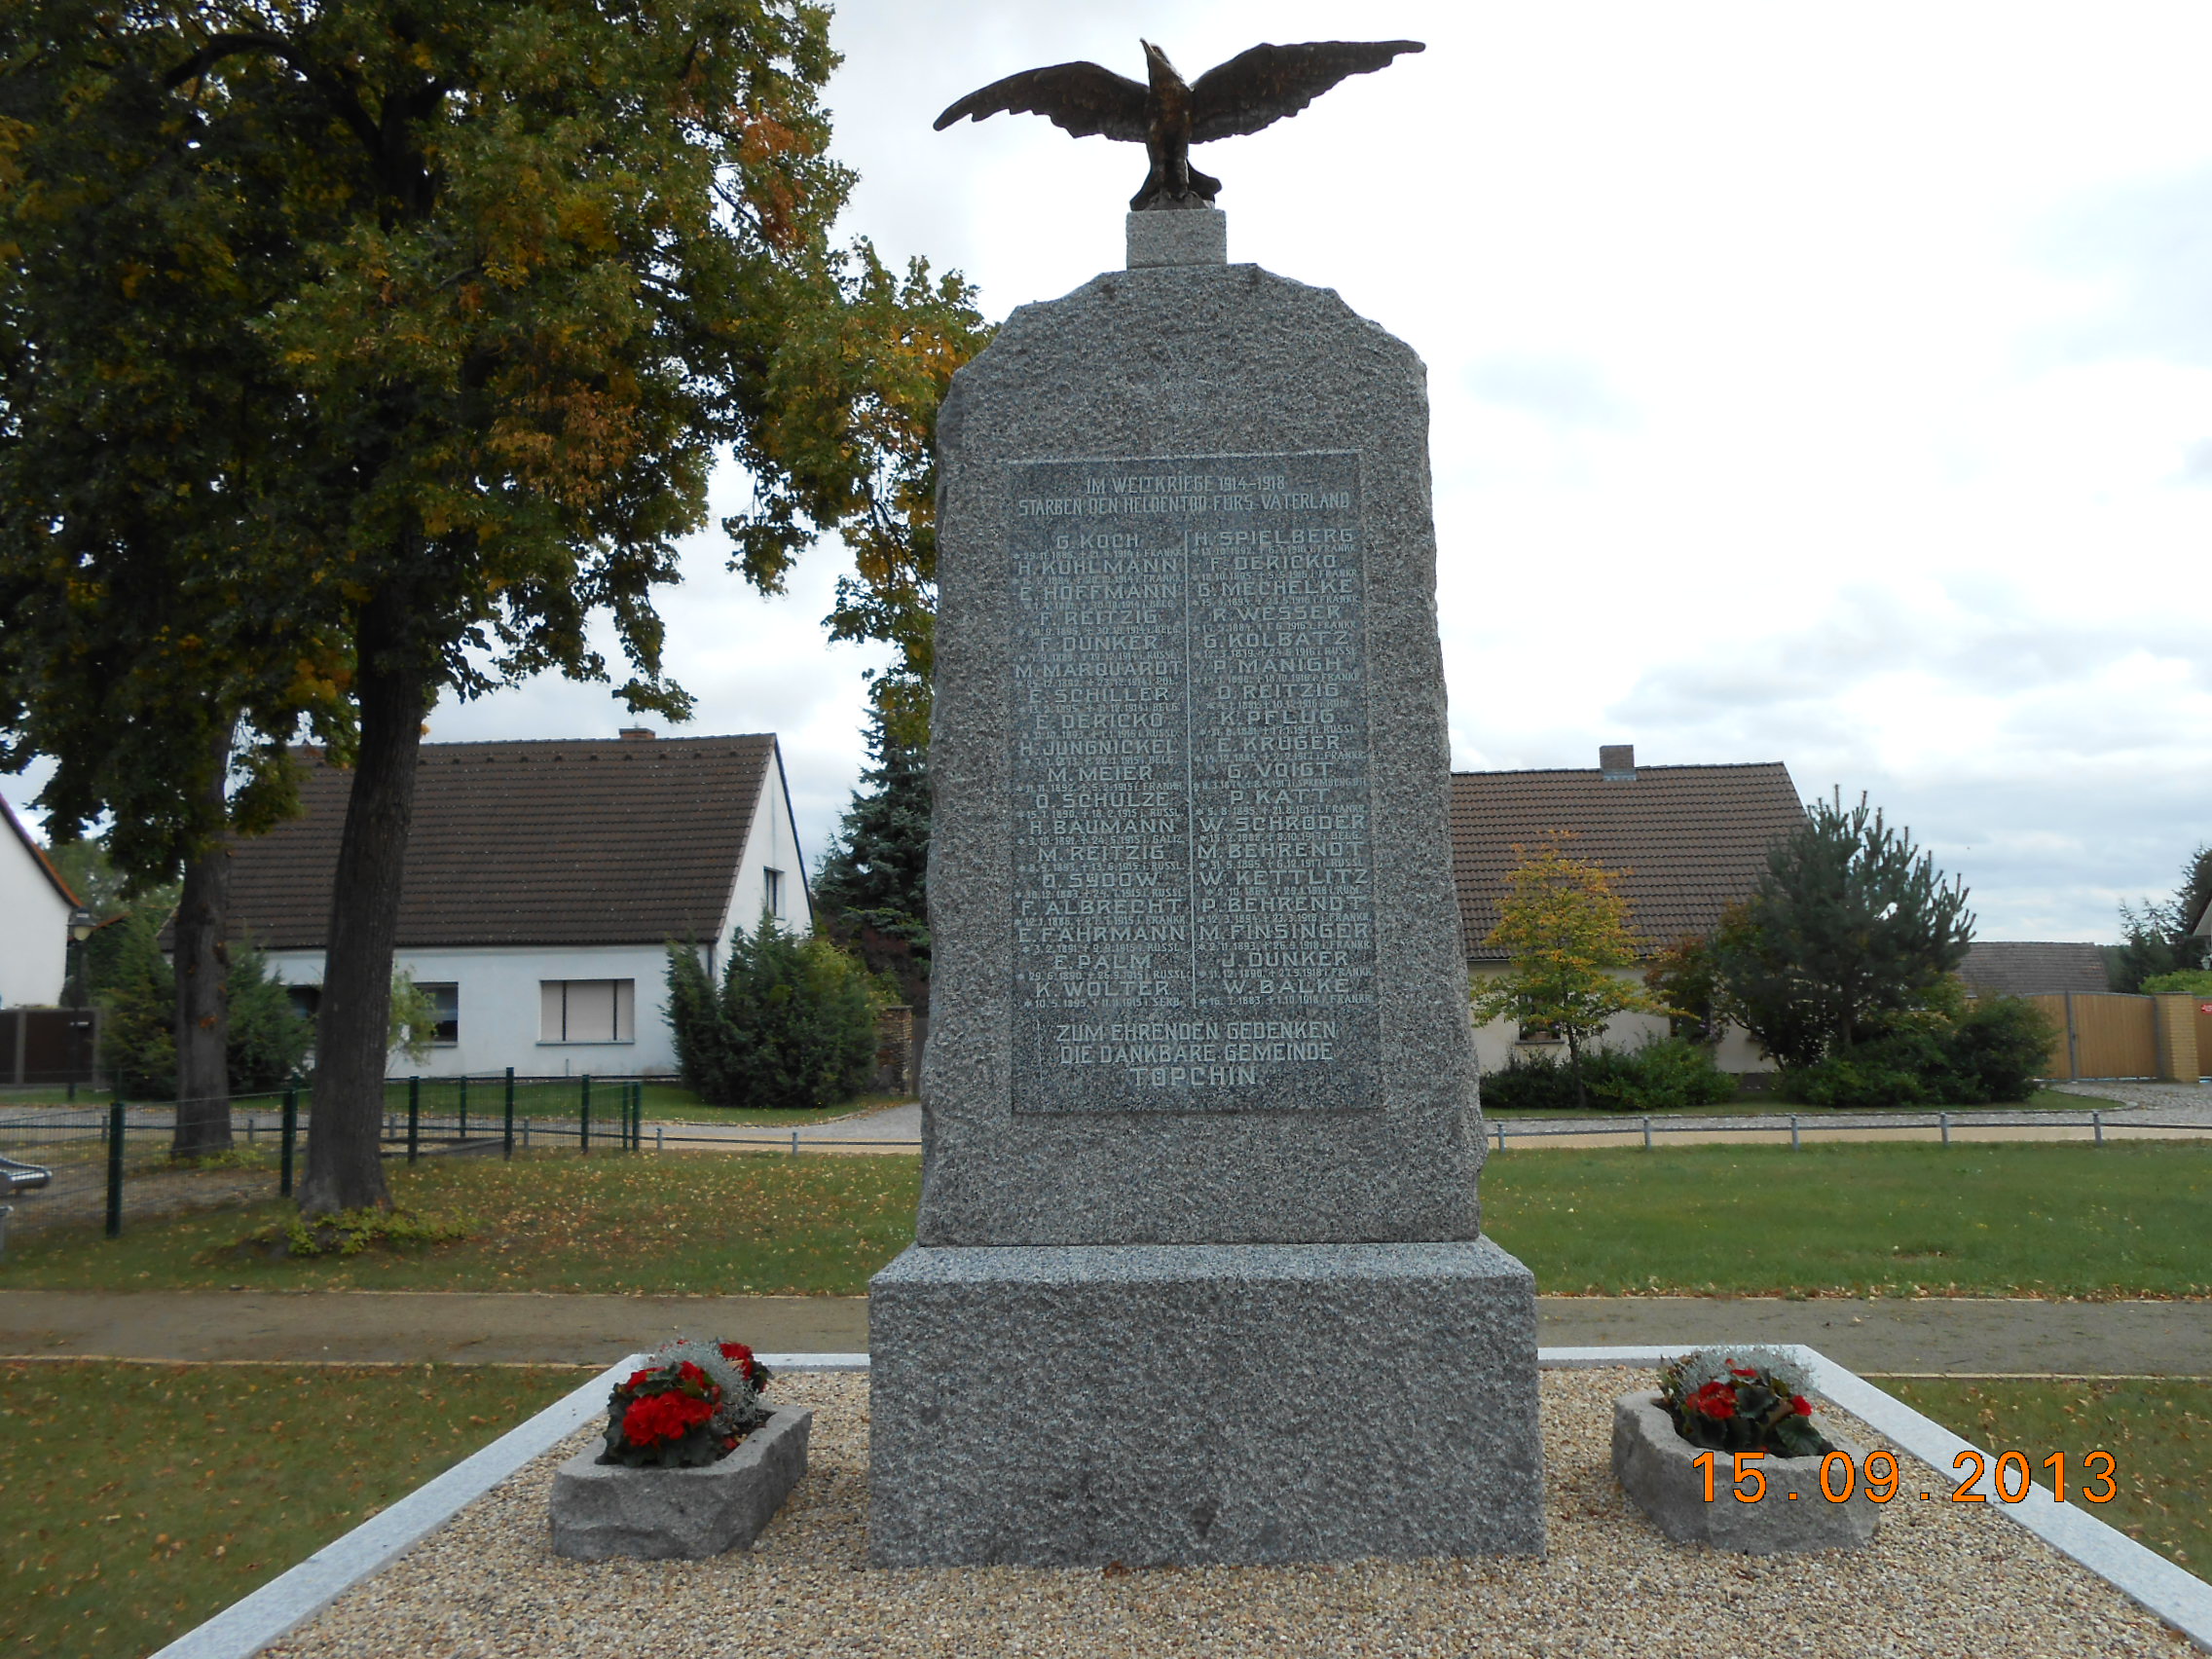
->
xmin=1479 ymin=1037 xmax=1738 ymax=1113
xmin=1783 ymin=995 xmax=2057 ymax=1107
xmin=666 ymin=914 xmax=882 ymax=1110
xmin=97 ymin=914 xmax=315 ymax=1096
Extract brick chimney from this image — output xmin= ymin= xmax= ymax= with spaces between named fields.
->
xmin=1599 ymin=744 xmax=1636 ymax=780
xmin=619 ymin=726 xmax=657 ymax=741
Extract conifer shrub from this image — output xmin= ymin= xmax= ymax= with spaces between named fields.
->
xmin=95 ymin=913 xmax=312 ymax=1094
xmin=666 ymin=914 xmax=883 ymax=1110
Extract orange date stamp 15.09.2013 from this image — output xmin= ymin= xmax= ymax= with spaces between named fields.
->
xmin=1693 ymin=1448 xmax=2119 ymax=1505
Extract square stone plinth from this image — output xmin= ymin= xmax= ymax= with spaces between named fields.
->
xmin=867 ymin=1239 xmax=1544 ymax=1567
xmin=1125 ymin=206 xmax=1227 ymax=266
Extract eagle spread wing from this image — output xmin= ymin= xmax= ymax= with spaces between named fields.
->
xmin=1188 ymin=40 xmax=1424 ymax=144
xmin=934 ymin=60 xmax=1150 ymax=141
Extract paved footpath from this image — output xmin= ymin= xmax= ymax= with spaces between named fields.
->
xmin=3 ymin=1289 xmax=2204 ymax=1376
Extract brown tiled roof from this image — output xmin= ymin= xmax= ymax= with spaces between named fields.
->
xmin=1958 ymin=941 xmax=2111 ymax=997
xmin=223 ymin=736 xmax=776 ymax=950
xmin=1451 ymin=762 xmax=1804 ymax=960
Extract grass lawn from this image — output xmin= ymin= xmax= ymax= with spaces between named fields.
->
xmin=1880 ymin=1377 xmax=2212 ymax=1574
xmin=0 ymin=1360 xmax=581 ymax=1659
xmin=1482 ymin=1141 xmax=2212 ymax=1298
xmin=1482 ymin=1087 xmax=2126 ymax=1120
xmin=4 ymin=1140 xmax=2208 ymax=1300
xmin=0 ymin=1150 xmax=922 ymax=1294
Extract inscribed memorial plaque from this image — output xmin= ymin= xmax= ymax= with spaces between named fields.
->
xmin=1007 ymin=450 xmax=1380 ymax=1113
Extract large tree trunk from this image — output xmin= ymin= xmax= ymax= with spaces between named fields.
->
xmin=172 ymin=731 xmax=234 ymax=1159
xmin=299 ymin=596 xmax=429 ymax=1216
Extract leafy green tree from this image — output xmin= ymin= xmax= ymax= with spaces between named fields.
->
xmin=2 ymin=1 xmax=983 ymax=1215
xmin=1470 ymin=838 xmax=1670 ymax=1110
xmin=1714 ymin=792 xmax=1973 ymax=1066
xmin=387 ymin=972 xmax=438 ymax=1067
xmin=0 ymin=6 xmax=343 ymax=1153
xmin=42 ymin=838 xmax=129 ymax=924
xmin=1642 ymin=934 xmax=1722 ymax=1045
xmin=666 ymin=915 xmax=880 ymax=1109
xmin=813 ymin=704 xmax=930 ymax=1010
xmin=2110 ymin=844 xmax=2212 ymax=991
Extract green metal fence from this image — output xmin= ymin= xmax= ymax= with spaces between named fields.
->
xmin=0 ymin=1070 xmax=663 ymax=1247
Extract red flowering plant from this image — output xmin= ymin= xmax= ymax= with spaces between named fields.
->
xmin=1657 ymin=1346 xmax=1829 ymax=1459
xmin=597 ymin=1338 xmax=775 ymax=1469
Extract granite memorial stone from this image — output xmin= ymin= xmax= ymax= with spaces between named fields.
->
xmin=868 ymin=212 xmax=1545 ymax=1567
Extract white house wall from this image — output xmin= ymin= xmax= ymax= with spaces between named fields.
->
xmin=714 ymin=742 xmax=811 ymax=954
xmin=265 ymin=944 xmax=681 ymax=1079
xmin=1466 ymin=965 xmax=1773 ymax=1076
xmin=0 ymin=831 xmax=70 ymax=1007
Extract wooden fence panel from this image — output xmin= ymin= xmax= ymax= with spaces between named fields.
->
xmin=2025 ymin=995 xmax=2072 ymax=1079
xmin=2071 ymin=993 xmax=2157 ymax=1080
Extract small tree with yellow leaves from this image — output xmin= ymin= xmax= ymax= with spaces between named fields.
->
xmin=1470 ymin=838 xmax=1671 ymax=1109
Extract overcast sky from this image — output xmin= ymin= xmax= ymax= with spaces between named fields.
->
xmin=10 ymin=1 xmax=2210 ymax=940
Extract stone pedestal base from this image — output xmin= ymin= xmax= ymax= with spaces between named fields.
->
xmin=1125 ymin=206 xmax=1226 ymax=267
xmin=867 ymin=1239 xmax=1544 ymax=1566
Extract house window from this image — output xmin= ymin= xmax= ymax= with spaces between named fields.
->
xmin=539 ymin=978 xmax=635 ymax=1044
xmin=422 ymin=982 xmax=460 ymax=1047
xmin=1516 ymin=1018 xmax=1560 ymax=1044
xmin=286 ymin=985 xmax=321 ymax=1021
xmin=764 ymin=866 xmax=785 ymax=918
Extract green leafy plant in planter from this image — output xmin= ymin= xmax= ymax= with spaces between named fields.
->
xmin=599 ymin=1340 xmax=775 ymax=1469
xmin=1658 ymin=1347 xmax=1831 ymax=1459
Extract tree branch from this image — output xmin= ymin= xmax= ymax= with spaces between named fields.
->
xmin=164 ymin=31 xmax=382 ymax=162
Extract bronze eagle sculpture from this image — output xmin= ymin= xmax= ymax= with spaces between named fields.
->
xmin=934 ymin=39 xmax=1425 ymax=211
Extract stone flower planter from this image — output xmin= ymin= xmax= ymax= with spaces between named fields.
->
xmin=1612 ymin=1391 xmax=1876 ymax=1554
xmin=550 ymin=1405 xmax=812 ymax=1561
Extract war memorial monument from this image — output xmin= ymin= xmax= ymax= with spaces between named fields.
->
xmin=868 ymin=39 xmax=1546 ymax=1567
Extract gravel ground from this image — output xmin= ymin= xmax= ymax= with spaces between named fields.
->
xmin=2051 ymin=1081 xmax=2212 ymax=1124
xmin=265 ymin=1368 xmax=2194 ymax=1659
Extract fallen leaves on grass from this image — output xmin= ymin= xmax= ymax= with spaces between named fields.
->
xmin=0 ymin=1361 xmax=577 ymax=1659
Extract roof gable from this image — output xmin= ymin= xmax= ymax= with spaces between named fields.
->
xmin=2 ymin=795 xmax=81 ymax=910
xmin=1451 ymin=761 xmax=1804 ymax=960
xmin=225 ymin=735 xmax=776 ymax=950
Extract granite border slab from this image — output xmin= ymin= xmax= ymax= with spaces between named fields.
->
xmin=149 ymin=1346 xmax=2212 ymax=1659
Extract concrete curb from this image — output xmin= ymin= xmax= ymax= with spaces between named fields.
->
xmin=149 ymin=1346 xmax=2212 ymax=1659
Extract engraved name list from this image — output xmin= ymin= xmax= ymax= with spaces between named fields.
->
xmin=1008 ymin=452 xmax=1381 ymax=1114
